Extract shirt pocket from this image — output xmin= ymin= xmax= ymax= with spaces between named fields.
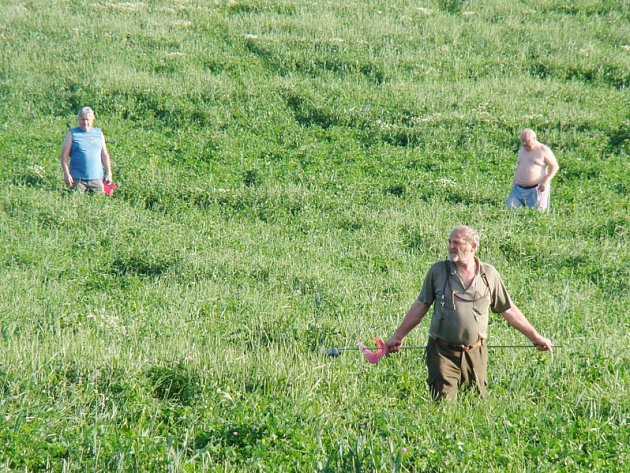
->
xmin=472 ymin=291 xmax=490 ymax=319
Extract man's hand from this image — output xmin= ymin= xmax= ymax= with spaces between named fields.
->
xmin=385 ymin=300 xmax=430 ymax=354
xmin=531 ymin=335 xmax=553 ymax=352
xmin=538 ymin=181 xmax=547 ymax=192
xmin=64 ymin=173 xmax=74 ymax=188
xmin=385 ymin=337 xmax=404 ymax=353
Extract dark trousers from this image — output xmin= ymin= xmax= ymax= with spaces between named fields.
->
xmin=426 ymin=338 xmax=488 ymax=400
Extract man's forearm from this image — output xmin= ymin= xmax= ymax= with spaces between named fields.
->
xmin=544 ymin=157 xmax=560 ymax=183
xmin=502 ymin=306 xmax=540 ymax=342
xmin=60 ymin=155 xmax=70 ymax=176
xmin=544 ymin=169 xmax=558 ymax=185
xmin=102 ymin=156 xmax=112 ymax=178
xmin=391 ymin=300 xmax=429 ymax=340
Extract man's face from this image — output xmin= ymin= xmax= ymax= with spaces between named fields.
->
xmin=78 ymin=113 xmax=95 ymax=131
xmin=520 ymin=132 xmax=536 ymax=151
xmin=448 ymin=231 xmax=476 ymax=264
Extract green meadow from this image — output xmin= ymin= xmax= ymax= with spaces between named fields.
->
xmin=0 ymin=0 xmax=628 ymax=470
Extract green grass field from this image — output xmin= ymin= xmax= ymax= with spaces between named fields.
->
xmin=0 ymin=0 xmax=628 ymax=471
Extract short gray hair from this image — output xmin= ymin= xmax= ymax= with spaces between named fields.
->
xmin=78 ymin=106 xmax=95 ymax=118
xmin=520 ymin=128 xmax=536 ymax=140
xmin=451 ymin=225 xmax=480 ymax=247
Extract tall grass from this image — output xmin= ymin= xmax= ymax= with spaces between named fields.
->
xmin=0 ymin=0 xmax=628 ymax=470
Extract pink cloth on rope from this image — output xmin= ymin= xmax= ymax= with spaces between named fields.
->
xmin=103 ymin=180 xmax=117 ymax=196
xmin=357 ymin=337 xmax=388 ymax=364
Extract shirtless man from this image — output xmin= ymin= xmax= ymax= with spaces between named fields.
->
xmin=505 ymin=129 xmax=559 ymax=211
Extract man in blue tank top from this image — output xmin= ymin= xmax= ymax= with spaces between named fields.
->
xmin=60 ymin=107 xmax=113 ymax=193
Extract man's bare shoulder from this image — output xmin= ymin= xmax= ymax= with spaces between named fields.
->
xmin=538 ymin=143 xmax=558 ymax=162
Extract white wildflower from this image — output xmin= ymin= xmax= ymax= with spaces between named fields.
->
xmin=107 ymin=2 xmax=146 ymax=12
xmin=437 ymin=178 xmax=457 ymax=187
xmin=172 ymin=20 xmax=193 ymax=28
xmin=27 ymin=164 xmax=45 ymax=179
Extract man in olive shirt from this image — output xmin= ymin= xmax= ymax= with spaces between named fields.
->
xmin=385 ymin=225 xmax=553 ymax=400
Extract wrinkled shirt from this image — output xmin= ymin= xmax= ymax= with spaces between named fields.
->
xmin=418 ymin=258 xmax=513 ymax=345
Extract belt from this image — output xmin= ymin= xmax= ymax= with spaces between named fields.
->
xmin=431 ymin=336 xmax=484 ymax=352
xmin=515 ymin=183 xmax=538 ymax=190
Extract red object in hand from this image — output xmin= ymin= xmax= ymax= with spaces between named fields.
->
xmin=103 ymin=180 xmax=117 ymax=196
xmin=357 ymin=337 xmax=388 ymax=364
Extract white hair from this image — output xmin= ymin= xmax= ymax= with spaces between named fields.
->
xmin=451 ymin=225 xmax=480 ymax=247
xmin=520 ymin=128 xmax=536 ymax=140
xmin=78 ymin=106 xmax=95 ymax=118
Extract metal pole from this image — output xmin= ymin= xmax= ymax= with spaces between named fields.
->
xmin=326 ymin=344 xmax=561 ymax=356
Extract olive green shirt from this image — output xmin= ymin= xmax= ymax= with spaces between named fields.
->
xmin=418 ymin=258 xmax=513 ymax=345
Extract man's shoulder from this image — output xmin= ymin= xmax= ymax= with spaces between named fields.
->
xmin=428 ymin=260 xmax=449 ymax=273
xmin=542 ymin=144 xmax=558 ymax=162
xmin=537 ymin=142 xmax=554 ymax=154
xmin=425 ymin=260 xmax=451 ymax=285
xmin=480 ymin=261 xmax=500 ymax=275
xmin=480 ymin=261 xmax=503 ymax=282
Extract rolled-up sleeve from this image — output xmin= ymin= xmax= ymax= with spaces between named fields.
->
xmin=490 ymin=272 xmax=513 ymax=313
xmin=418 ymin=264 xmax=438 ymax=305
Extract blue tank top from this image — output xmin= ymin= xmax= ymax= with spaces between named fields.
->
xmin=69 ymin=127 xmax=104 ymax=180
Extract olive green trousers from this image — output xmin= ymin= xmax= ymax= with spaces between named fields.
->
xmin=426 ymin=338 xmax=488 ymax=401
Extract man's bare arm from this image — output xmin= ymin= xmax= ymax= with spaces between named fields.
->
xmin=539 ymin=146 xmax=559 ymax=191
xmin=60 ymin=131 xmax=74 ymax=187
xmin=386 ymin=300 xmax=431 ymax=352
xmin=501 ymin=305 xmax=553 ymax=351
xmin=101 ymin=134 xmax=112 ymax=182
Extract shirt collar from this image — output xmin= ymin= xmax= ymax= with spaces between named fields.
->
xmin=447 ymin=256 xmax=485 ymax=276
